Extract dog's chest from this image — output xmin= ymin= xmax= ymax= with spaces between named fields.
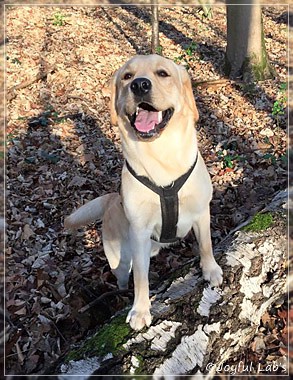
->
xmin=126 ymin=158 xmax=198 ymax=243
xmin=150 ymin=189 xmax=199 ymax=243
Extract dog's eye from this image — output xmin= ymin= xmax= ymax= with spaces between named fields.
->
xmin=157 ymin=70 xmax=169 ymax=77
xmin=123 ymin=73 xmax=133 ymax=80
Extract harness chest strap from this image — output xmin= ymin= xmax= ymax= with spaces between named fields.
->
xmin=125 ymin=153 xmax=198 ymax=243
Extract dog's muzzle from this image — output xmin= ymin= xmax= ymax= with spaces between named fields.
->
xmin=128 ymin=77 xmax=174 ymax=141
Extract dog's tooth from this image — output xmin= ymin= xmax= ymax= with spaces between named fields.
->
xmin=136 ymin=107 xmax=139 ymax=115
xmin=158 ymin=111 xmax=162 ymax=123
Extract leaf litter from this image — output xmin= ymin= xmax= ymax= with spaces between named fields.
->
xmin=5 ymin=5 xmax=289 ymax=375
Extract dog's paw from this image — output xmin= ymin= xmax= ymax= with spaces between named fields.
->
xmin=201 ymin=261 xmax=223 ymax=287
xmin=126 ymin=308 xmax=152 ymax=331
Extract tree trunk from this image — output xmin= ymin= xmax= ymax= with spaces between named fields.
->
xmin=58 ymin=190 xmax=287 ymax=377
xmin=151 ymin=1 xmax=160 ymax=54
xmin=225 ymin=0 xmax=276 ymax=82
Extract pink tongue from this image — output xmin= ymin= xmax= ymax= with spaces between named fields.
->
xmin=135 ymin=110 xmax=159 ymax=132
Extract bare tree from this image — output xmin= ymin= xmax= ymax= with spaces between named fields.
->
xmin=151 ymin=0 xmax=160 ymax=54
xmin=225 ymin=0 xmax=275 ymax=82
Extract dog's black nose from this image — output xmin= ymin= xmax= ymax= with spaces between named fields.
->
xmin=130 ymin=78 xmax=152 ymax=97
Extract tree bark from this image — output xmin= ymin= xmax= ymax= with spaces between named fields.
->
xmin=225 ymin=0 xmax=276 ymax=82
xmin=151 ymin=0 xmax=160 ymax=54
xmin=58 ymin=190 xmax=287 ymax=377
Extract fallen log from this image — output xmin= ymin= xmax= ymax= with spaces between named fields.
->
xmin=58 ymin=189 xmax=288 ymax=378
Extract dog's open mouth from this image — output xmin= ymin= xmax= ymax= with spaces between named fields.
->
xmin=128 ymin=103 xmax=174 ymax=140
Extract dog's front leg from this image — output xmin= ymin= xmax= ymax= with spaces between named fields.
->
xmin=126 ymin=226 xmax=152 ymax=331
xmin=193 ymin=208 xmax=223 ymax=287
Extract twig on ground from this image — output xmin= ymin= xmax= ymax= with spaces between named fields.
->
xmin=7 ymin=66 xmax=56 ymax=101
xmin=79 ymin=289 xmax=133 ymax=314
xmin=193 ymin=79 xmax=234 ymax=89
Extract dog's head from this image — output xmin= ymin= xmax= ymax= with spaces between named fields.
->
xmin=110 ymin=55 xmax=199 ymax=141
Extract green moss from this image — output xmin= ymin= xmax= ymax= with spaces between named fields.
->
xmin=241 ymin=16 xmax=276 ymax=82
xmin=65 ymin=313 xmax=131 ymax=362
xmin=247 ymin=15 xmax=276 ymax=81
xmin=133 ymin=354 xmax=145 ymax=375
xmin=242 ymin=212 xmax=273 ymax=232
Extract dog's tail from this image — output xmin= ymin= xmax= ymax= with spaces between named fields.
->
xmin=64 ymin=193 xmax=118 ymax=230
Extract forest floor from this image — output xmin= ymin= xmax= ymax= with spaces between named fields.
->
xmin=4 ymin=4 xmax=290 ymax=376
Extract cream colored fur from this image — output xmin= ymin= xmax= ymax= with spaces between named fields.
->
xmin=65 ymin=55 xmax=223 ymax=330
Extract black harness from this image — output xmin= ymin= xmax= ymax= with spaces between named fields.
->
xmin=125 ymin=153 xmax=198 ymax=244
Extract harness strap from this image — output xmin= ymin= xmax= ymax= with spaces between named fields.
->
xmin=125 ymin=153 xmax=198 ymax=243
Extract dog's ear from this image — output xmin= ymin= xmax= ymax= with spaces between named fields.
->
xmin=110 ymin=70 xmax=119 ymax=126
xmin=178 ymin=65 xmax=199 ymax=122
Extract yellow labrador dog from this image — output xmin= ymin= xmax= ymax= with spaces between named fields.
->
xmin=65 ymin=55 xmax=223 ymax=330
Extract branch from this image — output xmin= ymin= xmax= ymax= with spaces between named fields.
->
xmin=78 ymin=289 xmax=133 ymax=314
xmin=7 ymin=66 xmax=56 ymax=101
